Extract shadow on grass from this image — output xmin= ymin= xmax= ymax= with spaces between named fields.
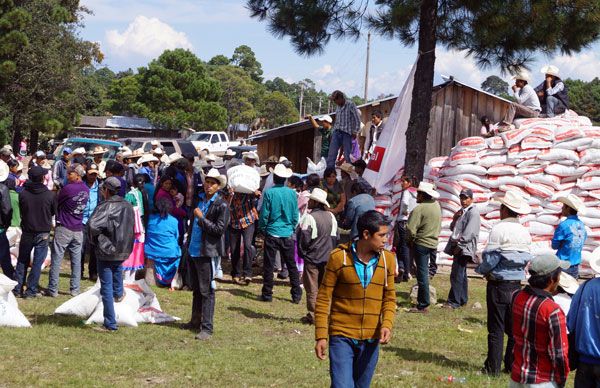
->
xmin=464 ymin=317 xmax=486 ymax=325
xmin=227 ymin=306 xmax=296 ymax=323
xmin=385 ymin=347 xmax=477 ymax=371
xmin=29 ymin=314 xmax=86 ymax=328
xmin=220 ymin=287 xmax=289 ymax=302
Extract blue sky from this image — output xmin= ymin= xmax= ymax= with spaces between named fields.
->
xmin=80 ymin=0 xmax=600 ymax=99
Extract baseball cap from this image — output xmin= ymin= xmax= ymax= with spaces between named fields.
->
xmin=63 ymin=147 xmax=72 ymax=154
xmin=28 ymin=165 xmax=47 ymax=179
xmin=35 ymin=150 xmax=46 ymax=158
xmin=529 ymin=254 xmax=570 ymax=276
xmin=86 ymin=163 xmax=99 ymax=175
xmin=102 ymin=176 xmax=121 ymax=191
xmin=68 ymin=164 xmax=86 ymax=177
xmin=459 ymin=189 xmax=474 ymax=198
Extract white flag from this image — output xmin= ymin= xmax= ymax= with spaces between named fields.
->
xmin=363 ymin=60 xmax=417 ymax=193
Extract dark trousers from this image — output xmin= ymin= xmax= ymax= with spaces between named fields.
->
xmin=230 ymin=224 xmax=256 ymax=278
xmin=395 ymin=222 xmax=411 ymax=280
xmin=262 ymin=234 xmax=302 ymax=302
xmin=189 ymin=256 xmax=215 ymax=334
xmin=447 ymin=255 xmax=469 ymax=307
xmin=81 ymin=226 xmax=97 ymax=279
xmin=413 ymin=244 xmax=434 ymax=309
xmin=0 ymin=230 xmax=14 ymax=279
xmin=484 ymin=280 xmax=520 ymax=374
xmin=14 ymin=231 xmax=49 ymax=296
xmin=564 ymin=264 xmax=579 ymax=280
xmin=575 ymin=362 xmax=600 ymax=388
xmin=302 ymin=261 xmax=326 ymax=320
xmin=429 ymin=250 xmax=438 ymax=277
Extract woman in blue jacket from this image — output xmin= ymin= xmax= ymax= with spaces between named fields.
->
xmin=145 ymin=198 xmax=181 ymax=287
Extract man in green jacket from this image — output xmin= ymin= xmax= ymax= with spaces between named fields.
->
xmin=258 ymin=164 xmax=302 ymax=303
xmin=406 ymin=182 xmax=441 ymax=313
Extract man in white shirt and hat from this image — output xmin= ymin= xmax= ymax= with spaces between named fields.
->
xmin=476 ymin=190 xmax=533 ymax=376
xmin=500 ymin=71 xmax=541 ymax=128
xmin=150 ymin=139 xmax=160 ymax=151
xmin=242 ymin=151 xmax=261 ymax=173
xmin=535 ymin=65 xmax=569 ymax=118
xmin=91 ymin=146 xmax=107 ymax=179
xmin=406 ymin=182 xmax=441 ymax=313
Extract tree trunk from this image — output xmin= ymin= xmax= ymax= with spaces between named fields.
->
xmin=11 ymin=114 xmax=22 ymax=153
xmin=404 ymin=0 xmax=438 ymax=181
xmin=29 ymin=128 xmax=38 ymax=154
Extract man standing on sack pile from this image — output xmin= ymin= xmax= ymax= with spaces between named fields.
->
xmin=443 ymin=188 xmax=480 ymax=309
xmin=326 ymin=90 xmax=361 ymax=168
xmin=476 ymin=190 xmax=532 ymax=376
xmin=535 ymin=64 xmax=569 ymax=118
xmin=406 ymin=182 xmax=441 ymax=314
xmin=552 ymin=194 xmax=587 ymax=279
xmin=499 ymin=71 xmax=541 ymax=129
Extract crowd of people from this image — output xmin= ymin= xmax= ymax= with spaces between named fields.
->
xmin=0 ymin=85 xmax=599 ymax=387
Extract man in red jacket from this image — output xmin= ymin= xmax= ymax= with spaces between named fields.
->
xmin=511 ymin=254 xmax=570 ymax=387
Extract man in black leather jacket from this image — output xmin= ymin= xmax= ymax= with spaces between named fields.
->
xmin=183 ymin=168 xmax=230 ymax=341
xmin=87 ymin=177 xmax=134 ymax=331
xmin=0 ymin=160 xmax=13 ymax=279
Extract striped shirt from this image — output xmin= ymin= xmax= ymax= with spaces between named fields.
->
xmin=332 ymin=100 xmax=361 ymax=135
xmin=511 ymin=286 xmax=569 ymax=385
xmin=230 ymin=193 xmax=258 ymax=230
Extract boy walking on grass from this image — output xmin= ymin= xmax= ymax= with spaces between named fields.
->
xmin=314 ymin=210 xmax=396 ymax=387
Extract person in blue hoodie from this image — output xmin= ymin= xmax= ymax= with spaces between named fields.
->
xmin=145 ymin=198 xmax=181 ymax=287
xmin=552 ymin=194 xmax=587 ymax=279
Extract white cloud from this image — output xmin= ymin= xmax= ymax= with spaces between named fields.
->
xmin=367 ymin=66 xmax=412 ymax=98
xmin=313 ymin=64 xmax=335 ymax=77
xmin=105 ymin=16 xmax=193 ymax=60
xmin=435 ymin=50 xmax=488 ymax=87
xmin=546 ymin=52 xmax=600 ymax=81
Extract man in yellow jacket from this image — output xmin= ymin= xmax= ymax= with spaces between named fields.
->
xmin=314 ymin=210 xmax=396 ymax=388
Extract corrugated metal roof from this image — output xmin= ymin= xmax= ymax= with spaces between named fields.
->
xmin=79 ymin=116 xmax=110 ymax=128
xmin=106 ymin=116 xmax=156 ymax=130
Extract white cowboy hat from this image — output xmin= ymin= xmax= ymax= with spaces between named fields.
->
xmin=498 ymin=190 xmax=531 ymax=215
xmin=317 ymin=114 xmax=333 ymax=124
xmin=340 ymin=163 xmax=354 ymax=175
xmin=168 ymin=153 xmax=182 ymax=164
xmin=72 ymin=147 xmax=86 ymax=155
xmin=558 ymin=271 xmax=579 ymax=295
xmin=0 ymin=160 xmax=8 ymax=182
xmin=205 ymin=154 xmax=216 ymax=162
xmin=151 ymin=140 xmax=160 ymax=146
xmin=512 ymin=71 xmax=531 ymax=82
xmin=152 ymin=147 xmax=164 ymax=156
xmin=309 ymin=188 xmax=330 ymax=207
xmin=279 ymin=156 xmax=288 ymax=163
xmin=204 ymin=168 xmax=227 ymax=189
xmin=131 ymin=148 xmax=144 ymax=158
xmin=259 ymin=164 xmax=270 ymax=177
xmin=91 ymin=146 xmax=106 ymax=155
xmin=242 ymin=151 xmax=260 ymax=164
xmin=271 ymin=163 xmax=293 ymax=179
xmin=160 ymin=155 xmax=170 ymax=164
xmin=417 ymin=181 xmax=440 ymax=199
xmin=558 ymin=194 xmax=585 ymax=214
xmin=138 ymin=154 xmax=159 ymax=165
xmin=119 ymin=146 xmax=132 ymax=154
xmin=224 ymin=149 xmax=236 ymax=157
xmin=2 ymin=145 xmax=13 ymax=152
xmin=541 ymin=65 xmax=560 ymax=78
xmin=122 ymin=150 xmax=133 ymax=158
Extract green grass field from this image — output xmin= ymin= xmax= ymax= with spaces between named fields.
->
xmin=0 ymin=270 xmax=563 ymax=387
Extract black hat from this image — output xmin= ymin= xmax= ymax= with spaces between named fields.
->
xmin=459 ymin=188 xmax=474 ymax=198
xmin=102 ymin=177 xmax=121 ymax=191
xmin=28 ymin=165 xmax=47 ymax=179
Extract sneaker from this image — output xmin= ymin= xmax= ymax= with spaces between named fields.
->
xmin=23 ymin=292 xmax=43 ymax=299
xmin=180 ymin=322 xmax=201 ymax=331
xmin=114 ymin=294 xmax=125 ymax=303
xmin=258 ymin=295 xmax=272 ymax=302
xmin=440 ymin=303 xmax=458 ymax=309
xmin=93 ymin=325 xmax=116 ymax=333
xmin=300 ymin=316 xmax=314 ymax=325
xmin=70 ymin=291 xmax=80 ymax=297
xmin=277 ymin=272 xmax=289 ymax=280
xmin=242 ymin=277 xmax=251 ymax=286
xmin=407 ymin=307 xmax=429 ymax=314
xmin=195 ymin=331 xmax=212 ymax=341
xmin=43 ymin=290 xmax=58 ymax=298
xmin=232 ymin=277 xmax=243 ymax=285
xmin=291 ymin=297 xmax=301 ymax=304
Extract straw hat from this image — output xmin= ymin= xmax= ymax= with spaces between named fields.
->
xmin=498 ymin=190 xmax=531 ymax=215
xmin=417 ymin=181 xmax=440 ymax=199
xmin=340 ymin=163 xmax=354 ymax=175
xmin=151 ymin=140 xmax=160 ymax=146
xmin=271 ymin=163 xmax=293 ymax=178
xmin=512 ymin=71 xmax=531 ymax=82
xmin=242 ymin=151 xmax=260 ymax=165
xmin=558 ymin=271 xmax=579 ymax=295
xmin=309 ymin=188 xmax=330 ymax=207
xmin=122 ymin=150 xmax=133 ymax=158
xmin=0 ymin=160 xmax=8 ymax=182
xmin=224 ymin=149 xmax=236 ymax=157
xmin=259 ymin=164 xmax=270 ymax=177
xmin=92 ymin=146 xmax=106 ymax=155
xmin=131 ymin=148 xmax=144 ymax=158
xmin=279 ymin=156 xmax=288 ymax=163
xmin=72 ymin=147 xmax=86 ymax=155
xmin=265 ymin=155 xmax=278 ymax=164
xmin=138 ymin=154 xmax=159 ymax=165
xmin=558 ymin=194 xmax=585 ymax=214
xmin=168 ymin=153 xmax=182 ymax=164
xmin=541 ymin=65 xmax=560 ymax=78
xmin=205 ymin=154 xmax=216 ymax=162
xmin=86 ymin=163 xmax=99 ymax=175
xmin=152 ymin=147 xmax=164 ymax=156
xmin=204 ymin=168 xmax=227 ymax=189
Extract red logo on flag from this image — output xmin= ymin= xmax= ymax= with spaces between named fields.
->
xmin=367 ymin=146 xmax=386 ymax=172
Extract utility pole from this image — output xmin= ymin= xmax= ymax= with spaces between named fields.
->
xmin=318 ymin=96 xmax=322 ymax=114
xmin=364 ymin=32 xmax=371 ymax=103
xmin=298 ymin=82 xmax=305 ymax=121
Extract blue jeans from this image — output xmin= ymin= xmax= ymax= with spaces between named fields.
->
xmin=327 ymin=130 xmax=353 ymax=168
xmin=545 ymin=95 xmax=566 ymax=118
xmin=563 ymin=264 xmax=579 ymax=279
xmin=329 ymin=336 xmax=380 ymax=388
xmin=48 ymin=225 xmax=83 ymax=295
xmin=447 ymin=255 xmax=469 ymax=308
xmin=97 ymin=260 xmax=124 ymax=330
xmin=413 ymin=244 xmax=434 ymax=309
xmin=0 ymin=230 xmax=14 ymax=279
xmin=14 ymin=232 xmax=49 ymax=296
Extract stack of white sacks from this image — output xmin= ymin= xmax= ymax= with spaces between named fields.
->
xmin=424 ymin=111 xmax=600 ymax=274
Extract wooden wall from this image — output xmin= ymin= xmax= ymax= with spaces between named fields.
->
xmin=425 ymin=83 xmax=510 ymax=161
xmin=256 ymin=127 xmax=318 ymax=172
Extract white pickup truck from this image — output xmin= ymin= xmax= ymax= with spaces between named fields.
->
xmin=186 ymin=131 xmax=240 ymax=156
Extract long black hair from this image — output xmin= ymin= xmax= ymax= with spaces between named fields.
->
xmin=134 ymin=173 xmax=150 ymax=227
xmin=155 ymin=198 xmax=173 ymax=219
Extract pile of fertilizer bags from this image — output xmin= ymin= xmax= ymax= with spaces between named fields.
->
xmin=423 ymin=111 xmax=600 ymax=275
